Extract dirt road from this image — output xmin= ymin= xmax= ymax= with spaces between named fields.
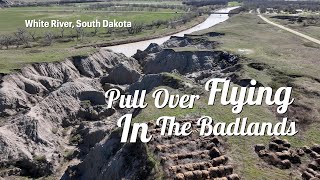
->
xmin=258 ymin=14 xmax=320 ymax=45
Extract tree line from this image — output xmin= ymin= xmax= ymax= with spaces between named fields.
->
xmin=2 ymin=0 xmax=101 ymax=8
xmin=242 ymin=0 xmax=320 ymax=13
xmin=0 ymin=28 xmax=56 ymax=49
xmin=182 ymin=0 xmax=229 ymax=7
xmin=272 ymin=15 xmax=320 ymax=27
xmin=86 ymin=3 xmax=191 ymax=12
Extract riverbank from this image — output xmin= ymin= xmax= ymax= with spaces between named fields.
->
xmin=105 ymin=6 xmax=239 ymax=56
xmin=0 ymin=1 xmax=194 ymax=73
xmin=0 ymin=6 xmax=237 ymax=73
xmin=74 ymin=15 xmax=208 ymax=49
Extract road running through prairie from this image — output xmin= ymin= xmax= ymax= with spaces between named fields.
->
xmin=258 ymin=14 xmax=320 ymax=45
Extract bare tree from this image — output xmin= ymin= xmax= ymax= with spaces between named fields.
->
xmin=60 ymin=27 xmax=65 ymax=38
xmin=0 ymin=35 xmax=4 ymax=49
xmin=0 ymin=34 xmax=13 ymax=49
xmin=75 ymin=27 xmax=85 ymax=40
xmin=29 ymin=31 xmax=37 ymax=41
xmin=127 ymin=27 xmax=135 ymax=35
xmin=14 ymin=28 xmax=30 ymax=47
xmin=105 ymin=27 xmax=112 ymax=35
xmin=93 ymin=26 xmax=99 ymax=36
xmin=169 ymin=22 xmax=177 ymax=29
xmin=43 ymin=31 xmax=54 ymax=46
xmin=127 ymin=23 xmax=143 ymax=35
xmin=181 ymin=16 xmax=188 ymax=24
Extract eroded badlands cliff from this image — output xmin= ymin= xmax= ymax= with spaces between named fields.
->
xmin=0 ymin=35 xmax=242 ymax=179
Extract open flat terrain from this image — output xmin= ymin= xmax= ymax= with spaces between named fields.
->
xmin=267 ymin=14 xmax=320 ymax=40
xmin=0 ymin=9 xmax=182 ymax=33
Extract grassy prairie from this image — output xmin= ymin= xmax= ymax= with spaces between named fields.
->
xmin=135 ymin=13 xmax=320 ymax=179
xmin=196 ymin=14 xmax=320 ymax=79
xmin=266 ymin=14 xmax=320 ymax=40
xmin=0 ymin=10 xmax=182 ymax=34
xmin=134 ymin=77 xmax=303 ymax=179
xmin=0 ymin=44 xmax=96 ymax=73
xmin=195 ymin=13 xmax=320 ymax=147
xmin=228 ymin=1 xmax=242 ymax=7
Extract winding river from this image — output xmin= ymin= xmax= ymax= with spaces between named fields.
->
xmin=104 ymin=7 xmax=239 ymax=57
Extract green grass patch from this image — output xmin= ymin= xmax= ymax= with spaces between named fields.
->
xmin=0 ymin=45 xmax=95 ymax=73
xmin=134 ymin=81 xmax=301 ymax=179
xmin=228 ymin=1 xmax=242 ymax=7
xmin=134 ymin=13 xmax=320 ymax=179
xmin=0 ymin=10 xmax=182 ymax=34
